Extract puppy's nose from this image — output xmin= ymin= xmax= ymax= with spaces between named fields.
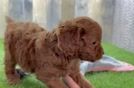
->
xmin=90 ymin=59 xmax=96 ymax=62
xmin=95 ymin=47 xmax=103 ymax=59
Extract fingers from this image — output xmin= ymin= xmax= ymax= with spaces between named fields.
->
xmin=64 ymin=75 xmax=80 ymax=88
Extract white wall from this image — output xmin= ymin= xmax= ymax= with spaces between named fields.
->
xmin=33 ymin=0 xmax=47 ymax=28
xmin=0 ymin=0 xmax=8 ymax=38
xmin=61 ymin=0 xmax=75 ymax=21
xmin=112 ymin=0 xmax=134 ymax=52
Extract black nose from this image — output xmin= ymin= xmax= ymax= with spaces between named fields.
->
xmin=90 ymin=59 xmax=96 ymax=62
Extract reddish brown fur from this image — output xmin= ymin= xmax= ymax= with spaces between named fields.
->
xmin=4 ymin=17 xmax=103 ymax=88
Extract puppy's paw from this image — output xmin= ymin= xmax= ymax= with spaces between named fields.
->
xmin=15 ymin=69 xmax=28 ymax=79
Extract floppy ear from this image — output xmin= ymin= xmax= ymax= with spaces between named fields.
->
xmin=57 ymin=21 xmax=85 ymax=56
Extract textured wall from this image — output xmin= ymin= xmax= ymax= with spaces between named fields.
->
xmin=61 ymin=0 xmax=75 ymax=21
xmin=33 ymin=0 xmax=47 ymax=28
xmin=112 ymin=0 xmax=134 ymax=52
xmin=47 ymin=0 xmax=61 ymax=30
xmin=99 ymin=0 xmax=115 ymax=41
xmin=75 ymin=0 xmax=89 ymax=17
xmin=0 ymin=0 xmax=8 ymax=38
xmin=9 ymin=0 xmax=32 ymax=21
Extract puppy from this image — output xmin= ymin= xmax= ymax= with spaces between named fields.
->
xmin=4 ymin=17 xmax=103 ymax=88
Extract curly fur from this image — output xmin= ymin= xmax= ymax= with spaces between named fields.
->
xmin=4 ymin=16 xmax=103 ymax=88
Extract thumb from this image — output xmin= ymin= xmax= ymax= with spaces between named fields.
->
xmin=64 ymin=75 xmax=80 ymax=88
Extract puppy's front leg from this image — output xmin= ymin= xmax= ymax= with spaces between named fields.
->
xmin=70 ymin=72 xmax=93 ymax=88
xmin=4 ymin=49 xmax=20 ymax=85
xmin=36 ymin=69 xmax=68 ymax=88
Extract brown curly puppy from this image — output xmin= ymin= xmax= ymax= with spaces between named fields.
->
xmin=4 ymin=17 xmax=103 ymax=88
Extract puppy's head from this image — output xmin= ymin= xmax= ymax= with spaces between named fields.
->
xmin=57 ymin=17 xmax=103 ymax=62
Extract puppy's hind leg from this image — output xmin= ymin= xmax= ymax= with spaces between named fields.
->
xmin=4 ymin=47 xmax=21 ymax=85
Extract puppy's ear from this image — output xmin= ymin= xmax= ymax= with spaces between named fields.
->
xmin=57 ymin=21 xmax=85 ymax=56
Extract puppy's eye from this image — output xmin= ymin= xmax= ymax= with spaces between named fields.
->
xmin=92 ymin=41 xmax=98 ymax=46
xmin=92 ymin=41 xmax=96 ymax=45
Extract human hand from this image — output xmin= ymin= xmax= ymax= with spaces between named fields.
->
xmin=64 ymin=75 xmax=80 ymax=88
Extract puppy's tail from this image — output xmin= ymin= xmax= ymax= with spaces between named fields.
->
xmin=5 ymin=16 xmax=15 ymax=24
xmin=5 ymin=16 xmax=16 ymax=32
